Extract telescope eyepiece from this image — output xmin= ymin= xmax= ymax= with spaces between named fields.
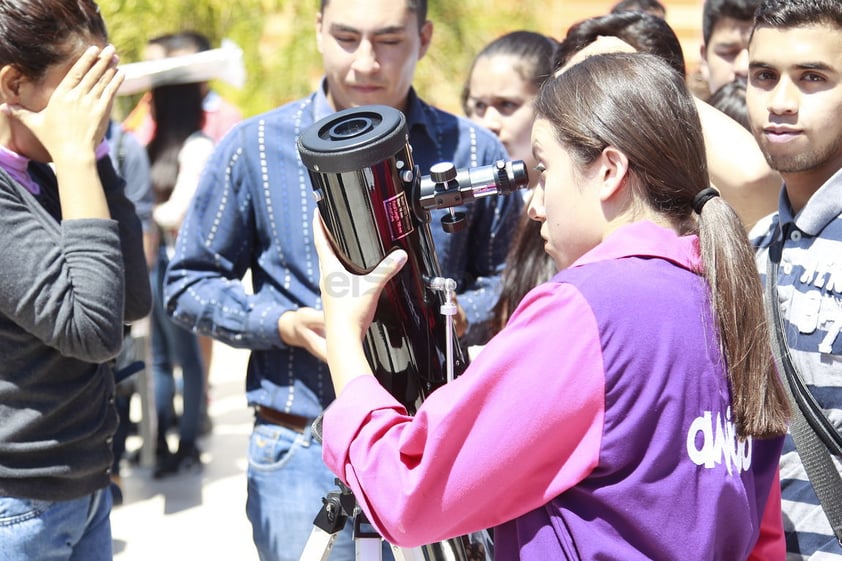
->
xmin=328 ymin=117 xmax=376 ymax=140
xmin=418 ymin=159 xmax=529 ymax=212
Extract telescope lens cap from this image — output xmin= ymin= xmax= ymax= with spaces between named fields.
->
xmin=298 ymin=105 xmax=408 ymax=173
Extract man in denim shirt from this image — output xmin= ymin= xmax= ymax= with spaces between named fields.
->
xmin=164 ymin=1 xmax=521 ymax=560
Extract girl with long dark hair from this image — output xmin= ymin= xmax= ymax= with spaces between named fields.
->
xmin=314 ymin=53 xmax=790 ymax=560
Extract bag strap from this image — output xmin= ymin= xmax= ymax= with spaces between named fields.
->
xmin=765 ymin=225 xmax=842 ymax=543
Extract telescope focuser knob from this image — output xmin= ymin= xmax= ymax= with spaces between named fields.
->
xmin=429 ymin=162 xmax=457 ymax=185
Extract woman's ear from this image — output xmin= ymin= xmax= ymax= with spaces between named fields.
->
xmin=598 ymin=146 xmax=630 ymax=202
xmin=0 ymin=65 xmax=23 ymax=104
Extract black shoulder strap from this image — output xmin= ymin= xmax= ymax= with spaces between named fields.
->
xmin=765 ymin=225 xmax=842 ymax=543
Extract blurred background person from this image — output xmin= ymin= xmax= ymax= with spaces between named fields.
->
xmin=122 ymin=29 xmax=239 ymax=443
xmin=123 ymin=30 xmax=242 ymax=145
xmin=462 ymin=30 xmax=557 ymax=196
xmin=105 ymin=118 xmax=153 ymax=504
xmin=698 ymin=0 xmax=760 ymax=97
xmin=144 ymin=39 xmax=215 ymax=477
xmin=461 ymin=30 xmax=559 ymax=337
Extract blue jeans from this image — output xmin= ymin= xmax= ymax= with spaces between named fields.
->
xmin=151 ymin=248 xmax=205 ymax=449
xmin=0 ymin=489 xmax=112 ymax=561
xmin=246 ymin=420 xmax=394 ymax=561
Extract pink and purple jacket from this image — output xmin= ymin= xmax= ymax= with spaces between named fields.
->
xmin=322 ymin=221 xmax=785 ymax=560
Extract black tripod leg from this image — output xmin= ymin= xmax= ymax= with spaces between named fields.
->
xmin=300 ymin=480 xmax=430 ymax=561
xmin=298 ymin=487 xmax=351 ymax=561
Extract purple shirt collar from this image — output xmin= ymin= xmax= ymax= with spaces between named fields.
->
xmin=571 ymin=220 xmax=703 ymax=274
xmin=0 ymin=144 xmax=40 ymax=195
xmin=0 ymin=140 xmax=111 ymax=198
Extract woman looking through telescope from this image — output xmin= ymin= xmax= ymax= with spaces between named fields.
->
xmin=314 ymin=53 xmax=790 ymax=560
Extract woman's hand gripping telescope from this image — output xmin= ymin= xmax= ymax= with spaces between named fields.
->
xmin=312 ymin=210 xmax=407 ymax=395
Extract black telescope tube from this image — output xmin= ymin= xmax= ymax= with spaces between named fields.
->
xmin=298 ymin=105 xmax=468 ymax=412
xmin=297 ymin=104 xmax=494 ymax=561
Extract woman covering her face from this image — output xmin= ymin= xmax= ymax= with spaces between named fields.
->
xmin=0 ymin=1 xmax=151 ymax=559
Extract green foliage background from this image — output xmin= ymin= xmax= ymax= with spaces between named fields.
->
xmin=99 ymin=0 xmax=589 ymax=119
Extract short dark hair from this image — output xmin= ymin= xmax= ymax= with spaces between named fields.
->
xmin=0 ymin=0 xmax=107 ymax=81
xmin=752 ymin=0 xmax=842 ymax=32
xmin=555 ymin=11 xmax=685 ymax=77
xmin=611 ymin=0 xmax=667 ymax=18
xmin=707 ymin=80 xmax=749 ymax=130
xmin=319 ymin=0 xmax=427 ymax=29
xmin=702 ymin=0 xmax=761 ymax=46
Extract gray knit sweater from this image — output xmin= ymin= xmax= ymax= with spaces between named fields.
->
xmin=0 ymin=156 xmax=151 ymax=501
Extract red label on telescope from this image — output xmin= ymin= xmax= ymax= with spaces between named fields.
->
xmin=383 ymin=192 xmax=414 ymax=241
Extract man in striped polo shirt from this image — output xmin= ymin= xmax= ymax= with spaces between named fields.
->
xmin=746 ymin=0 xmax=842 ymax=558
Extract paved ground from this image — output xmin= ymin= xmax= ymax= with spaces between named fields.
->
xmin=111 ymin=341 xmax=260 ymax=560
